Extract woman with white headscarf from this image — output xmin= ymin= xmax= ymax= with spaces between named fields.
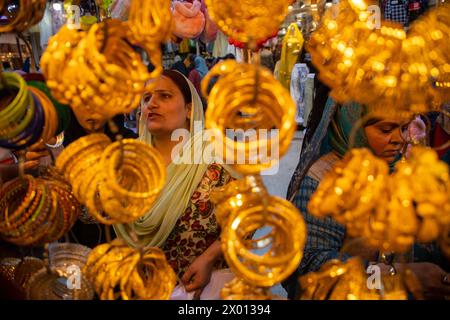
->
xmin=114 ymin=70 xmax=233 ymax=297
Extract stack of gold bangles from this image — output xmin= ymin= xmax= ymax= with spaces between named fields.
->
xmin=308 ymin=147 xmax=450 ymax=253
xmin=127 ymin=0 xmax=173 ymax=80
xmin=201 ymin=3 xmax=303 ymax=296
xmin=0 ymin=174 xmax=81 ymax=246
xmin=83 ymin=239 xmax=176 ymax=300
xmin=204 ymin=0 xmax=290 ymax=44
xmin=0 ymin=0 xmax=46 ymax=32
xmin=298 ymin=257 xmax=423 ymax=300
xmin=55 ymin=134 xmax=166 ymax=224
xmin=307 ymin=0 xmax=450 ymax=114
xmin=211 ymin=176 xmax=306 ymax=288
xmin=41 ymin=0 xmax=174 ymax=121
xmin=202 ymin=60 xmax=296 ymax=175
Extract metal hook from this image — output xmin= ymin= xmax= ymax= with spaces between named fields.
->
xmin=99 ymin=19 xmax=109 ymax=54
xmin=107 ymin=119 xmax=124 ymax=169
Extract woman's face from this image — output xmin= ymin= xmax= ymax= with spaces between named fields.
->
xmin=72 ymin=108 xmax=106 ymax=132
xmin=144 ymin=76 xmax=191 ymax=136
xmin=364 ymin=119 xmax=409 ymax=163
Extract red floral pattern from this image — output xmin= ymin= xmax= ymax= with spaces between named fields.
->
xmin=162 ymin=163 xmax=233 ymax=279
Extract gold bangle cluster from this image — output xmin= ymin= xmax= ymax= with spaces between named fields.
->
xmin=298 ymin=257 xmax=423 ymax=300
xmin=307 ymin=0 xmax=450 ymax=115
xmin=41 ymin=0 xmax=173 ymax=122
xmin=55 ymin=134 xmax=166 ymax=224
xmin=308 ymin=147 xmax=450 ymax=253
xmin=211 ymin=175 xmax=306 ymax=289
xmin=204 ymin=0 xmax=290 ymax=44
xmin=0 ymin=0 xmax=46 ymax=32
xmin=202 ymin=60 xmax=296 ymax=175
xmin=83 ymin=239 xmax=176 ymax=300
xmin=0 ymin=174 xmax=81 ymax=247
xmin=127 ymin=0 xmax=173 ymax=79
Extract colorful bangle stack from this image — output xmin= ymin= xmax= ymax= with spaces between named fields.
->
xmin=0 ymin=72 xmax=61 ymax=150
xmin=0 ymin=0 xmax=46 ymax=32
xmin=27 ymin=80 xmax=71 ymax=135
xmin=40 ymin=19 xmax=155 ymax=122
xmin=83 ymin=239 xmax=176 ymax=300
xmin=0 ymin=174 xmax=81 ymax=247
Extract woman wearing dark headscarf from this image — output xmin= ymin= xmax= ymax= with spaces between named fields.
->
xmin=283 ymin=96 xmax=450 ymax=300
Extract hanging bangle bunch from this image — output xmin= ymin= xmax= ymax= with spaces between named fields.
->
xmin=0 ymin=72 xmax=42 ymax=150
xmin=39 ymin=26 xmax=86 ymax=105
xmin=0 ymin=0 xmax=46 ymax=32
xmin=204 ymin=0 xmax=289 ymax=44
xmin=308 ymin=147 xmax=450 ymax=253
xmin=127 ymin=0 xmax=173 ymax=81
xmin=83 ymin=239 xmax=176 ymax=300
xmin=307 ymin=0 xmax=450 ymax=115
xmin=210 ymin=176 xmax=306 ymax=288
xmin=0 ymin=174 xmax=81 ymax=246
xmin=298 ymin=257 xmax=422 ymax=300
xmin=41 ymin=0 xmax=174 ymax=122
xmin=55 ymin=134 xmax=166 ymax=224
xmin=202 ymin=1 xmax=304 ymax=298
xmin=41 ymin=21 xmax=147 ymax=122
xmin=202 ymin=60 xmax=296 ymax=174
xmin=64 ymin=20 xmax=148 ymax=120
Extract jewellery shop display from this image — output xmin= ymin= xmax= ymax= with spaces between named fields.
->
xmin=307 ymin=0 xmax=450 ymax=115
xmin=211 ymin=175 xmax=306 ymax=289
xmin=0 ymin=73 xmax=66 ymax=150
xmin=0 ymin=174 xmax=81 ymax=246
xmin=83 ymin=239 xmax=176 ymax=300
xmin=202 ymin=60 xmax=296 ymax=175
xmin=204 ymin=0 xmax=290 ymax=44
xmin=0 ymin=0 xmax=46 ymax=33
xmin=308 ymin=147 xmax=450 ymax=253
xmin=55 ymin=134 xmax=166 ymax=224
xmin=298 ymin=257 xmax=423 ymax=300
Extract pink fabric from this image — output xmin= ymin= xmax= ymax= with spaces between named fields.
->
xmin=404 ymin=116 xmax=427 ymax=158
xmin=200 ymin=0 xmax=218 ymax=42
xmin=172 ymin=0 xmax=205 ymax=39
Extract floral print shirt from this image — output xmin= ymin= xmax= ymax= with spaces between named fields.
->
xmin=162 ymin=163 xmax=233 ymax=279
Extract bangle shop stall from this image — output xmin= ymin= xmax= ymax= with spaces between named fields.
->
xmin=0 ymin=0 xmax=449 ymax=300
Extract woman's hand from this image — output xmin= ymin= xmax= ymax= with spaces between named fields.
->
xmin=181 ymin=240 xmax=222 ymax=298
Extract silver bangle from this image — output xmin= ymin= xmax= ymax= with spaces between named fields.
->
xmin=46 ymin=132 xmax=64 ymax=149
